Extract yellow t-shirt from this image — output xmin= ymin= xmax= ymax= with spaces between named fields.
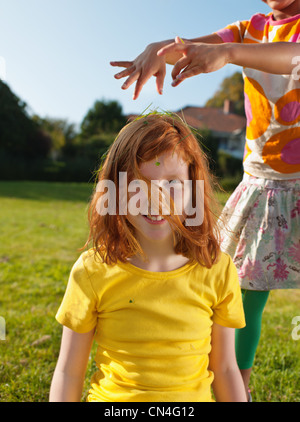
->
xmin=56 ymin=249 xmax=245 ymax=402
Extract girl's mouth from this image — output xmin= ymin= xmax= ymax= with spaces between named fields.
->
xmin=142 ymin=215 xmax=166 ymax=224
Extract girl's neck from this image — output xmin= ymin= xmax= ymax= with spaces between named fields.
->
xmin=128 ymin=236 xmax=190 ymax=272
xmin=271 ymin=3 xmax=300 ymax=21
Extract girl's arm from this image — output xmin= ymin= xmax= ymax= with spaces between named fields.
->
xmin=49 ymin=326 xmax=95 ymax=402
xmin=110 ymin=33 xmax=222 ymax=100
xmin=158 ymin=38 xmax=300 ymax=87
xmin=208 ymin=322 xmax=247 ymax=402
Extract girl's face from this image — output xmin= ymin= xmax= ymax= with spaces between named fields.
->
xmin=126 ymin=150 xmax=190 ymax=245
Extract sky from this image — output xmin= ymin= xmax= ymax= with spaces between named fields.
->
xmin=0 ymin=0 xmax=271 ymax=128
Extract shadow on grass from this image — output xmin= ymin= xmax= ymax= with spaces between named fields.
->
xmin=0 ymin=181 xmax=94 ymax=202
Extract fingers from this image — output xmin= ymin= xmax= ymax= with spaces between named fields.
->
xmin=133 ymin=80 xmax=145 ymax=100
xmin=155 ymin=67 xmax=166 ymax=95
xmin=171 ymin=56 xmax=190 ymax=81
xmin=171 ymin=74 xmax=185 ymax=87
xmin=175 ymin=36 xmax=185 ymax=45
xmin=114 ymin=66 xmax=136 ymax=80
xmin=110 ymin=61 xmax=135 ymax=81
xmin=110 ymin=62 xmax=141 ymax=92
xmin=122 ymin=70 xmax=140 ymax=92
xmin=110 ymin=61 xmax=133 ymax=68
xmin=111 ymin=55 xmax=167 ymax=99
xmin=171 ymin=66 xmax=202 ymax=87
xmin=133 ymin=70 xmax=154 ymax=100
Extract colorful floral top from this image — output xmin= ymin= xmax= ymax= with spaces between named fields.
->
xmin=216 ymin=12 xmax=300 ymax=180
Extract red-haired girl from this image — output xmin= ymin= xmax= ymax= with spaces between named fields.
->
xmin=50 ymin=113 xmax=246 ymax=402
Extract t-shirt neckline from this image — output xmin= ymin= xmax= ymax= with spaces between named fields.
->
xmin=117 ymin=259 xmax=197 ymax=279
xmin=268 ymin=12 xmax=300 ymax=26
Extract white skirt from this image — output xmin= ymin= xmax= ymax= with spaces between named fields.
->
xmin=220 ymin=174 xmax=300 ymax=291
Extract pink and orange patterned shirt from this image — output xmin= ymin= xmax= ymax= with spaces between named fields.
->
xmin=216 ymin=13 xmax=300 ymax=180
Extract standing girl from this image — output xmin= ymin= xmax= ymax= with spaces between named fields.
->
xmin=111 ymin=0 xmax=300 ymax=400
xmin=50 ymin=113 xmax=246 ymax=402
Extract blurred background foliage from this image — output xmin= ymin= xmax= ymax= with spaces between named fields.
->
xmin=0 ymin=72 xmax=244 ymax=187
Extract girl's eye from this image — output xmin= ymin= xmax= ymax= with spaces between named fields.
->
xmin=169 ymin=179 xmax=181 ymax=184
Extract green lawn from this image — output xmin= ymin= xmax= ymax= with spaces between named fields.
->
xmin=0 ymin=181 xmax=299 ymax=402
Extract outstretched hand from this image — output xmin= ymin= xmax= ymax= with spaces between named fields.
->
xmin=110 ymin=36 xmax=229 ymax=98
xmin=110 ymin=42 xmax=167 ymax=100
xmin=157 ymin=36 xmax=229 ymax=87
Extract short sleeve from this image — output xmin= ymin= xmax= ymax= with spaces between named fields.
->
xmin=56 ymin=254 xmax=98 ymax=333
xmin=212 ymin=255 xmax=245 ymax=329
xmin=215 ymin=20 xmax=249 ymax=43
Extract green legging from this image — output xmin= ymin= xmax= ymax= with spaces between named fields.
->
xmin=235 ymin=289 xmax=270 ymax=370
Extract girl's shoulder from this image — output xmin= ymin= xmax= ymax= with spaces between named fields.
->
xmin=247 ymin=12 xmax=272 ymax=27
xmin=193 ymin=251 xmax=236 ymax=278
xmin=76 ymin=248 xmax=110 ymax=278
xmin=209 ymin=251 xmax=234 ymax=270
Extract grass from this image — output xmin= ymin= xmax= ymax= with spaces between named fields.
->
xmin=0 ymin=180 xmax=299 ymax=402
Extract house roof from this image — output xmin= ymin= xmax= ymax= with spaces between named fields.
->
xmin=126 ymin=103 xmax=246 ymax=135
xmin=176 ymin=106 xmax=246 ymax=134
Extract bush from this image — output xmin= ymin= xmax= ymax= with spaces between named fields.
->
xmin=0 ymin=132 xmax=115 ymax=182
xmin=217 ymin=150 xmax=243 ymax=178
xmin=219 ymin=176 xmax=243 ymax=192
xmin=0 ymin=152 xmax=98 ymax=183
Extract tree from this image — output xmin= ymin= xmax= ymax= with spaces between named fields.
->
xmin=196 ymin=128 xmax=220 ymax=173
xmin=33 ymin=116 xmax=78 ymax=155
xmin=205 ymin=72 xmax=245 ymax=116
xmin=80 ymin=99 xmax=126 ymax=139
xmin=0 ymin=81 xmax=52 ymax=158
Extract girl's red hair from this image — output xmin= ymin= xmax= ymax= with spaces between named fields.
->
xmin=85 ymin=113 xmax=222 ymax=268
